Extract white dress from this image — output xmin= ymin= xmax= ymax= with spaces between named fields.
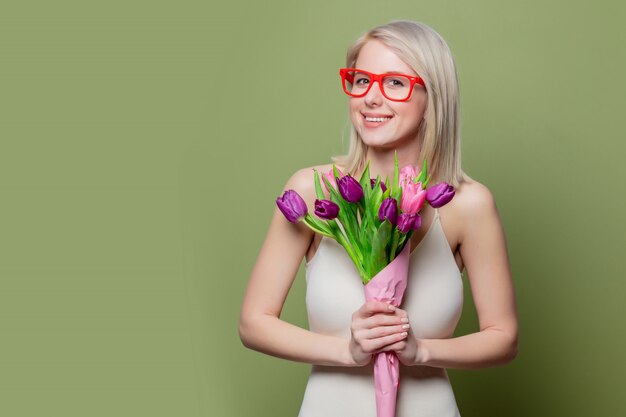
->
xmin=299 ymin=208 xmax=463 ymax=417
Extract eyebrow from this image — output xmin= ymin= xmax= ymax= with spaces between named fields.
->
xmin=356 ymin=69 xmax=413 ymax=75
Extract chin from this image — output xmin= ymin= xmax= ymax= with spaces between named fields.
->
xmin=360 ymin=136 xmax=397 ymax=149
xmin=358 ymin=128 xmax=392 ymax=143
xmin=360 ymin=131 xmax=418 ymax=151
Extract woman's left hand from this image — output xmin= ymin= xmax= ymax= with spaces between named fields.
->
xmin=377 ymin=307 xmax=421 ymax=366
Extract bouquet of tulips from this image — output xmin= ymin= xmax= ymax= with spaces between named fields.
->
xmin=276 ymin=153 xmax=455 ymax=417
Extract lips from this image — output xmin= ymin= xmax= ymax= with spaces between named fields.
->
xmin=362 ymin=112 xmax=393 ymax=120
xmin=365 ymin=116 xmax=392 ymax=122
xmin=362 ymin=113 xmax=393 ymax=127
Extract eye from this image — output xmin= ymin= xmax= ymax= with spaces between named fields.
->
xmin=354 ymin=76 xmax=370 ymax=86
xmin=384 ymin=77 xmax=407 ymax=88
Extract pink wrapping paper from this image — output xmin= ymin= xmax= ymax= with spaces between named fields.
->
xmin=363 ymin=241 xmax=411 ymax=417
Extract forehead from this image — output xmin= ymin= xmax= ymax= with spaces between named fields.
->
xmin=354 ymin=40 xmax=416 ymax=75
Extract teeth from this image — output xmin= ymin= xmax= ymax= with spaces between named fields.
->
xmin=365 ymin=116 xmax=392 ymax=122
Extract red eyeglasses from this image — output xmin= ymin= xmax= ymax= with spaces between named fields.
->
xmin=339 ymin=68 xmax=426 ymax=102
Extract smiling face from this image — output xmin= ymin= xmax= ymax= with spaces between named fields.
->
xmin=349 ymin=40 xmax=427 ymax=149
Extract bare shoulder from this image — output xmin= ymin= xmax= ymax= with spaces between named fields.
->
xmin=445 ymin=176 xmax=502 ymax=243
xmin=452 ymin=177 xmax=497 ymax=213
xmin=284 ymin=163 xmax=331 ymax=193
xmin=283 ymin=162 xmax=338 ymax=205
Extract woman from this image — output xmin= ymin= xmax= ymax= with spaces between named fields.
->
xmin=239 ymin=20 xmax=518 ymax=417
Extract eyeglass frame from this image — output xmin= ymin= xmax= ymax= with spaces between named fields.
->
xmin=339 ymin=68 xmax=426 ymax=102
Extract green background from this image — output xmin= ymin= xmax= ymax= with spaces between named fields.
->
xmin=1 ymin=0 xmax=625 ymax=416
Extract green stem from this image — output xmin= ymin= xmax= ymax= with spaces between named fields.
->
xmin=396 ymin=230 xmax=414 ymax=257
xmin=335 ymin=232 xmax=367 ymax=278
xmin=326 ymin=220 xmax=367 ymax=278
xmin=389 ymin=229 xmax=399 ymax=263
xmin=302 ymin=216 xmax=334 ymax=238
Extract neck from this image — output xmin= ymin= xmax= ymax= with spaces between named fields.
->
xmin=354 ymin=139 xmax=422 ymax=182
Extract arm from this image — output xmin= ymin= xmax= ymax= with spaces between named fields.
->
xmin=395 ymin=181 xmax=519 ymax=369
xmin=239 ymin=167 xmax=411 ymax=367
xmin=239 ymin=167 xmax=354 ymax=366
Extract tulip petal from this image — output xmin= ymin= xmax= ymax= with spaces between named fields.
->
xmin=314 ymin=199 xmax=340 ymax=220
xmin=413 ymin=214 xmax=422 ymax=230
xmin=378 ymin=198 xmax=398 ymax=226
xmin=426 ymin=183 xmax=455 ymax=208
xmin=416 ymin=159 xmax=428 ymax=184
xmin=313 ymin=169 xmax=326 ymax=200
xmin=337 ymin=175 xmax=364 ymax=203
xmin=276 ymin=190 xmax=308 ymax=223
xmin=397 ymin=213 xmax=415 ymax=234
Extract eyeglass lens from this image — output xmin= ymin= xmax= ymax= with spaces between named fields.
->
xmin=343 ymin=70 xmax=412 ymax=101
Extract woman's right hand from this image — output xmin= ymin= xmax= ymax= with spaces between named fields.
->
xmin=348 ymin=300 xmax=410 ymax=366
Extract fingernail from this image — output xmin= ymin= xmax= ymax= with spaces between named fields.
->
xmin=388 ymin=304 xmax=396 ymax=311
xmin=402 ymin=324 xmax=410 ymax=329
xmin=400 ymin=332 xmax=408 ymax=337
xmin=401 ymin=317 xmax=409 ymax=323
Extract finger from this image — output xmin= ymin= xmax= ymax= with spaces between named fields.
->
xmin=390 ymin=307 xmax=409 ymax=319
xmin=362 ymin=331 xmax=408 ymax=353
xmin=359 ymin=313 xmax=409 ymax=329
xmin=357 ymin=300 xmax=397 ymax=318
xmin=377 ymin=340 xmax=407 ymax=352
xmin=362 ymin=324 xmax=410 ymax=340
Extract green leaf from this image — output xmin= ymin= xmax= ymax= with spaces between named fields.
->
xmin=359 ymin=162 xmax=371 ymax=216
xmin=366 ymin=220 xmax=392 ymax=282
xmin=416 ymin=158 xmax=428 ymax=184
xmin=322 ymin=175 xmax=363 ymax=262
xmin=302 ymin=214 xmax=334 ymax=238
xmin=393 ymin=151 xmax=399 ymax=189
xmin=332 ymin=164 xmax=342 ymax=182
xmin=327 ymin=220 xmax=367 ymax=278
xmin=367 ymin=189 xmax=380 ymax=232
xmin=371 ymin=182 xmax=383 ymax=208
xmin=360 ymin=231 xmax=372 ymax=272
xmin=389 ymin=228 xmax=400 ymax=262
xmin=397 ymin=233 xmax=408 ymax=253
xmin=424 ymin=173 xmax=431 ymax=187
xmin=373 ymin=175 xmax=382 ymax=190
xmin=358 ymin=161 xmax=371 ymax=188
xmin=358 ymin=207 xmax=372 ymax=273
xmin=327 ymin=218 xmax=347 ymax=242
xmin=391 ymin=185 xmax=403 ymax=205
xmin=313 ymin=169 xmax=325 ymax=200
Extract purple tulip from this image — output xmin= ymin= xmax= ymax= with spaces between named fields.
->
xmin=370 ymin=178 xmax=387 ymax=193
xmin=337 ymin=175 xmax=364 ymax=203
xmin=378 ymin=198 xmax=398 ymax=226
xmin=412 ymin=213 xmax=422 ymax=230
xmin=397 ymin=213 xmax=422 ymax=233
xmin=314 ymin=199 xmax=340 ymax=220
xmin=426 ymin=183 xmax=455 ymax=208
xmin=276 ymin=189 xmax=308 ymax=223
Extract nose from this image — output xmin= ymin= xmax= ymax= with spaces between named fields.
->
xmin=363 ymin=80 xmax=383 ymax=106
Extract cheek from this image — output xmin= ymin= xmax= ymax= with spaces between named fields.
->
xmin=414 ymin=95 xmax=428 ymax=117
xmin=349 ymin=99 xmax=358 ymax=113
xmin=349 ymin=100 xmax=362 ymax=122
xmin=402 ymin=100 xmax=426 ymax=123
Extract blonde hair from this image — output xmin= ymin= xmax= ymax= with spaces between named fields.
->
xmin=332 ymin=20 xmax=469 ymax=187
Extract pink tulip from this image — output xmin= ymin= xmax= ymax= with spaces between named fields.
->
xmin=322 ymin=167 xmax=344 ymax=193
xmin=399 ymin=165 xmax=418 ymax=186
xmin=400 ymin=180 xmax=426 ymax=214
